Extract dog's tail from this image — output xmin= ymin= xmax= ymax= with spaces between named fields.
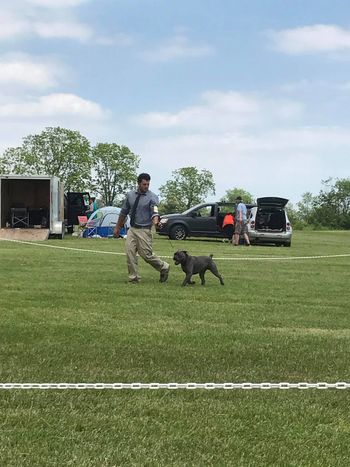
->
xmin=210 ymin=254 xmax=213 ymax=258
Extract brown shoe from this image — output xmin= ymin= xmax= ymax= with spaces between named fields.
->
xmin=159 ymin=266 xmax=170 ymax=283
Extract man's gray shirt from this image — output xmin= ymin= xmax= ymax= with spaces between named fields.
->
xmin=120 ymin=189 xmax=159 ymax=227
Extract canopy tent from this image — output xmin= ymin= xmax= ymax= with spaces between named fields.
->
xmin=82 ymin=206 xmax=129 ymax=238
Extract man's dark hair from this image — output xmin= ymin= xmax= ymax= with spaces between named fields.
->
xmin=137 ymin=173 xmax=151 ymax=183
xmin=236 ymin=195 xmax=242 ymax=201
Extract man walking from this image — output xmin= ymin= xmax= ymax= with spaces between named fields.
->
xmin=113 ymin=173 xmax=170 ymax=283
xmin=233 ymin=195 xmax=251 ymax=246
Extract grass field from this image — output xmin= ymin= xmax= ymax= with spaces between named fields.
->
xmin=0 ymin=230 xmax=350 ymax=466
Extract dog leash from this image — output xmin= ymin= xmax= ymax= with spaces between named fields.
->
xmin=157 ymin=222 xmax=176 ymax=253
xmin=168 ymin=237 xmax=176 ymax=251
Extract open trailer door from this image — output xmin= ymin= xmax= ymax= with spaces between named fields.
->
xmin=0 ymin=175 xmax=64 ymax=240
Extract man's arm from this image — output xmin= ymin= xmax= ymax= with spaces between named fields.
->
xmin=113 ymin=213 xmax=127 ymax=237
xmin=237 ymin=204 xmax=243 ymax=222
xmin=113 ymin=195 xmax=129 ymax=237
xmin=150 ymin=195 xmax=160 ymax=226
xmin=152 ymin=206 xmax=160 ymax=226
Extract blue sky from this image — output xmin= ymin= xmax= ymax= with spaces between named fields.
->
xmin=1 ymin=0 xmax=350 ymax=204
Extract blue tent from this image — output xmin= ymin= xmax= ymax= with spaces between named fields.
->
xmin=83 ymin=206 xmax=129 ymax=238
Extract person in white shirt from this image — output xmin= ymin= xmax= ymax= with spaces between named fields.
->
xmin=233 ymin=196 xmax=251 ymax=246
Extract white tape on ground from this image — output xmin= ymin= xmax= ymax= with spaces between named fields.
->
xmin=1 ymin=238 xmax=350 ymax=261
xmin=0 ymin=238 xmax=125 ymax=256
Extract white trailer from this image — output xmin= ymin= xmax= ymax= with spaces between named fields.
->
xmin=0 ymin=175 xmax=65 ymax=240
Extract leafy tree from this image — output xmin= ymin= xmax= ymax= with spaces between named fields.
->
xmin=311 ymin=178 xmax=350 ymax=229
xmin=296 ymin=192 xmax=317 ymax=226
xmin=285 ymin=202 xmax=304 ymax=229
xmin=220 ymin=188 xmax=255 ymax=204
xmin=91 ymin=143 xmax=140 ymax=206
xmin=159 ymin=167 xmax=215 ymax=213
xmin=0 ymin=147 xmax=34 ymax=175
xmin=0 ymin=127 xmax=92 ymax=191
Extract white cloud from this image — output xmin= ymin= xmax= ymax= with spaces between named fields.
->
xmin=0 ymin=12 xmax=31 ymax=40
xmin=130 ymin=89 xmax=350 ymax=203
xmin=26 ymin=0 xmax=89 ymax=7
xmin=96 ymin=33 xmax=134 ymax=47
xmin=0 ymin=93 xmax=109 ymax=119
xmin=34 ymin=21 xmax=93 ymax=42
xmin=134 ymin=90 xmax=303 ymax=131
xmin=135 ymin=125 xmax=350 ymax=203
xmin=0 ymin=1 xmax=102 ymax=44
xmin=269 ymin=24 xmax=350 ymax=55
xmin=142 ymin=34 xmax=214 ymax=62
xmin=0 ymin=1 xmax=131 ymax=46
xmin=0 ymin=56 xmax=63 ymax=89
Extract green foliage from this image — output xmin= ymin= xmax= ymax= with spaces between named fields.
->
xmin=313 ymin=178 xmax=350 ymax=229
xmin=285 ymin=202 xmax=301 ymax=229
xmin=297 ymin=178 xmax=350 ymax=229
xmin=296 ymin=191 xmax=318 ymax=228
xmin=220 ymin=187 xmax=255 ymax=204
xmin=0 ymin=147 xmax=36 ymax=175
xmin=92 ymin=143 xmax=140 ymax=205
xmin=0 ymin=127 xmax=92 ymax=191
xmin=159 ymin=166 xmax=215 ymax=213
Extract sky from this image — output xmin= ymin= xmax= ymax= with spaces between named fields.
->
xmin=1 ymin=0 xmax=350 ymax=205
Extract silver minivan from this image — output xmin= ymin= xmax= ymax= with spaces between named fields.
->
xmin=247 ymin=197 xmax=292 ymax=247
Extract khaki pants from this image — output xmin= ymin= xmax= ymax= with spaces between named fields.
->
xmin=125 ymin=227 xmax=168 ymax=280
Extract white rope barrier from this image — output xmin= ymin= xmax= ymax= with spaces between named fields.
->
xmin=1 ymin=382 xmax=350 ymax=390
xmin=2 ymin=238 xmax=350 ymax=261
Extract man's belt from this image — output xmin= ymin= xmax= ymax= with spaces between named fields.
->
xmin=132 ymin=224 xmax=152 ymax=229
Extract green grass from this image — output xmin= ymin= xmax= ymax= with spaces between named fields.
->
xmin=0 ymin=231 xmax=350 ymax=466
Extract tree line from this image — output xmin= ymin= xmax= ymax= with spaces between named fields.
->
xmin=0 ymin=127 xmax=139 ymax=206
xmin=0 ymin=126 xmax=348 ymax=229
xmin=287 ymin=178 xmax=350 ymax=230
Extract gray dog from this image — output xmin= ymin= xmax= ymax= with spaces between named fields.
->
xmin=173 ymin=250 xmax=224 ymax=286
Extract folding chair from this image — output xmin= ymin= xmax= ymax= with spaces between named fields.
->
xmin=77 ymin=215 xmax=88 ymax=237
xmin=81 ymin=214 xmax=100 ymax=238
xmin=11 ymin=208 xmax=30 ymax=228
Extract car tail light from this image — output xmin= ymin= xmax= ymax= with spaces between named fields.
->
xmin=250 ymin=221 xmax=255 ymax=229
xmin=286 ymin=222 xmax=291 ymax=231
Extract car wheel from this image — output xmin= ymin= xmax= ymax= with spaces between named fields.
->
xmin=170 ymin=224 xmax=187 ymax=240
xmin=285 ymin=241 xmax=291 ymax=247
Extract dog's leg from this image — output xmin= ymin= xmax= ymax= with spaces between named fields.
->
xmin=199 ymin=271 xmax=206 ymax=285
xmin=181 ymin=258 xmax=195 ymax=286
xmin=182 ymin=265 xmax=195 ymax=286
xmin=217 ymin=273 xmax=225 ymax=285
xmin=209 ymin=263 xmax=225 ymax=285
xmin=182 ymin=272 xmax=194 ymax=286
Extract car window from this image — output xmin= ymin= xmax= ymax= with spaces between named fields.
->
xmin=197 ymin=206 xmax=214 ymax=217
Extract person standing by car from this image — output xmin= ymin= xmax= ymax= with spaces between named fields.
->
xmin=113 ymin=173 xmax=170 ymax=284
xmin=222 ymin=212 xmax=235 ymax=241
xmin=233 ymin=196 xmax=251 ymax=246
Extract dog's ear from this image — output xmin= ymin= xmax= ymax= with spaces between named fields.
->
xmin=183 ymin=251 xmax=188 ymax=256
